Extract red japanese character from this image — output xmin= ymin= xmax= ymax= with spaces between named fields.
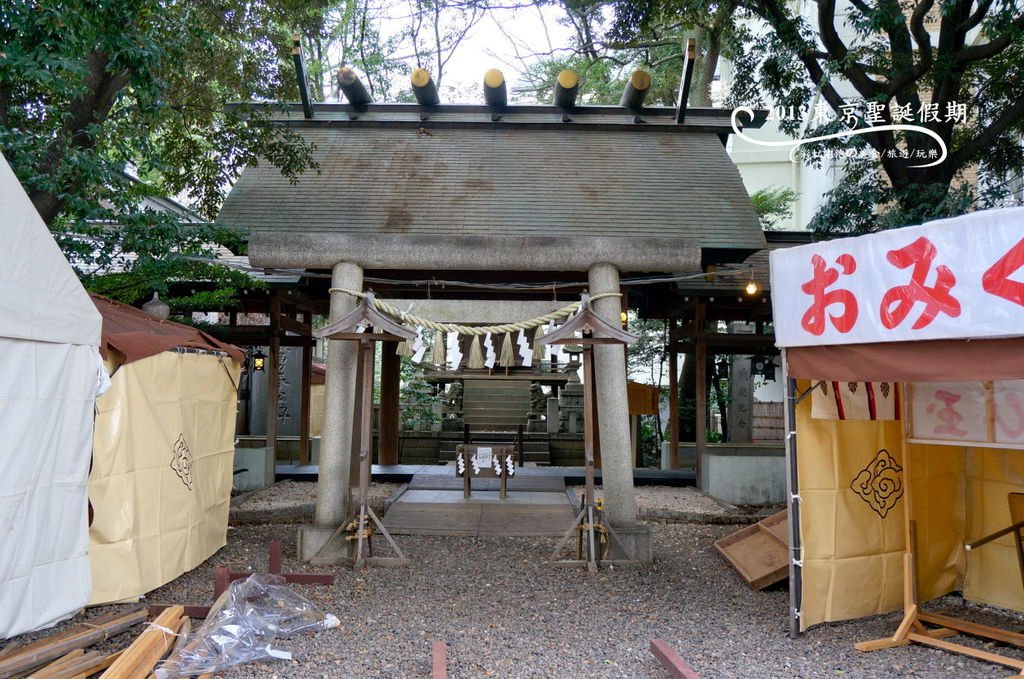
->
xmin=880 ymin=237 xmax=961 ymax=330
xmin=982 ymin=237 xmax=1024 ymax=307
xmin=996 ymin=391 xmax=1024 ymax=440
xmin=800 ymin=253 xmax=858 ymax=335
xmin=926 ymin=389 xmax=968 ymax=437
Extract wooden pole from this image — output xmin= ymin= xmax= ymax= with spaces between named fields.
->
xmin=669 ymin=320 xmax=679 ymax=469
xmin=379 ymin=343 xmax=401 ymax=465
xmin=694 ymin=303 xmax=707 ymax=487
xmin=355 ymin=339 xmax=375 ymax=567
xmin=349 ymin=342 xmax=364 ymax=489
xmin=620 ymin=70 xmax=651 ymax=110
xmin=582 ymin=342 xmax=598 ymax=572
xmin=267 ymin=294 xmax=281 ymax=461
xmin=299 ymin=314 xmax=312 ymax=465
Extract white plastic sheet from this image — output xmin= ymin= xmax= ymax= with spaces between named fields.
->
xmin=0 ymin=338 xmax=99 ymax=638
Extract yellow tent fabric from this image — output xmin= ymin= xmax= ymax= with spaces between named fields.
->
xmin=796 ymin=382 xmax=966 ymax=630
xmin=88 ymin=351 xmax=240 ymax=604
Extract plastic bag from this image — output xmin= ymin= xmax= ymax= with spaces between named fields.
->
xmin=154 ymin=574 xmax=339 ymax=678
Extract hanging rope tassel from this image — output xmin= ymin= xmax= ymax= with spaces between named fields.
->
xmin=467 ymin=335 xmax=485 ymax=369
xmin=499 ymin=332 xmax=515 ymax=375
xmin=430 ymin=331 xmax=446 ymax=366
xmin=396 ymin=338 xmax=413 ymax=357
xmin=532 ymin=325 xmax=547 ymax=364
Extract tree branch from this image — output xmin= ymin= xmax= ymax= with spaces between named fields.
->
xmin=948 ymin=89 xmax=1024 ymax=170
xmin=817 ymin=0 xmax=881 ymax=98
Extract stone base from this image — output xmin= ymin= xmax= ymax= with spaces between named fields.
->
xmin=608 ymin=523 xmax=653 ymax=563
xmin=233 ymin=446 xmax=274 ymax=492
xmin=297 ymin=524 xmax=348 ymax=562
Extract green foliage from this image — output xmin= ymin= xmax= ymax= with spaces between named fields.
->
xmin=399 ymin=356 xmax=441 ymax=430
xmin=608 ymin=0 xmax=1024 ymax=236
xmin=750 ymin=186 xmax=799 ymax=230
xmin=0 ymin=0 xmax=324 ymax=304
xmin=638 ymin=415 xmax=662 ymax=467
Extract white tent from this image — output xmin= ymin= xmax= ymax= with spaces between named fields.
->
xmin=0 ymin=153 xmax=105 ymax=638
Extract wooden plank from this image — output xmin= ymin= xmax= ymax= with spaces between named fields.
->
xmin=25 ymin=649 xmax=86 ymax=678
xmin=99 ymin=606 xmax=185 ymax=679
xmin=60 ymin=651 xmax=121 ymax=679
xmin=378 ymin=343 xmax=401 ymax=465
xmin=266 ymin=294 xmax=281 ymax=460
xmin=431 ymin=642 xmax=447 ymax=679
xmin=649 ymin=639 xmax=701 ymax=679
xmin=694 ymin=302 xmax=706 ymax=485
xmin=907 ymin=633 xmax=1024 ymax=670
xmin=0 ymin=608 xmax=148 ymax=677
xmin=918 ymin=612 xmax=1024 ymax=648
xmin=854 ymin=637 xmax=910 ymax=652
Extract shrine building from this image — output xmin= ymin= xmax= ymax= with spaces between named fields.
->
xmin=217 ymin=63 xmax=768 ymax=562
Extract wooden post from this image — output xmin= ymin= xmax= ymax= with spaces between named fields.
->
xmin=582 ymin=343 xmax=598 ymax=572
xmin=349 ymin=343 xmax=364 ymax=488
xmin=632 ymin=415 xmax=641 ymax=468
xmin=354 ymin=339 xmax=375 ymax=568
xmin=379 ymin=343 xmax=400 ymax=465
xmin=299 ymin=315 xmax=312 ymax=465
xmin=267 ymin=294 xmax=281 ymax=461
xmin=669 ymin=320 xmax=679 ymax=469
xmin=694 ymin=303 xmax=706 ymax=487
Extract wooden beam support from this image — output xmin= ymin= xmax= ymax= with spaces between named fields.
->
xmin=675 ymin=39 xmax=697 ymax=124
xmin=291 ymin=34 xmax=314 ymax=119
xmin=277 ymin=313 xmax=312 ymax=337
xmin=379 ymin=342 xmax=401 ymax=465
xmin=668 ymin=320 xmax=680 ymax=470
xmin=300 ymin=321 xmax=313 ymax=465
xmin=267 ymin=294 xmax=281 ymax=461
xmin=694 ymin=302 xmax=706 ymax=487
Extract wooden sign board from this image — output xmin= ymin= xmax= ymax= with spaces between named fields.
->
xmin=456 ymin=445 xmax=515 ymax=498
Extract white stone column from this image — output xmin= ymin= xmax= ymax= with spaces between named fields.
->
xmin=587 ymin=262 xmax=638 ymax=527
xmin=316 ymin=262 xmax=363 ymax=525
xmin=299 ymin=262 xmax=362 ymax=561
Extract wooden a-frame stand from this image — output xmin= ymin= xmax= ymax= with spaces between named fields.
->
xmin=537 ymin=293 xmax=640 ymax=573
xmin=309 ymin=292 xmax=416 ymax=569
xmin=854 ymin=403 xmax=1024 ymax=676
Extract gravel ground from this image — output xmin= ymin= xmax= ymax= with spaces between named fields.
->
xmin=11 ymin=486 xmax=1023 ymax=678
xmin=139 ymin=523 xmax=1023 ymax=678
xmin=230 ymin=481 xmax=401 ymax=524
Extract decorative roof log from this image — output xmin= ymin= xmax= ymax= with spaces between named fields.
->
xmin=411 ymin=68 xmax=440 ymax=106
xmin=291 ymin=34 xmax=314 ymax=119
xmin=337 ymin=67 xmax=373 ymax=106
xmin=675 ymin=39 xmax=697 ymax=124
xmin=553 ymin=70 xmax=580 ymax=109
xmin=483 ymin=69 xmax=507 ymax=108
xmin=620 ymin=70 xmax=651 ymax=110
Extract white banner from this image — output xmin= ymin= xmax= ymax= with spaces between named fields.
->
xmin=771 ymin=207 xmax=1024 ymax=347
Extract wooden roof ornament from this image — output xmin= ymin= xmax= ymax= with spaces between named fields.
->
xmin=536 ymin=293 xmax=639 ymax=346
xmin=312 ymin=291 xmax=416 ymax=342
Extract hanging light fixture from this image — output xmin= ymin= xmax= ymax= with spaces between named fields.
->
xmin=251 ymin=348 xmax=266 ymax=372
xmin=744 ymin=266 xmax=759 ymax=296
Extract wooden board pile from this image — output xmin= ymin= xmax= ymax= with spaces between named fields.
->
xmin=0 ymin=605 xmax=211 ymax=679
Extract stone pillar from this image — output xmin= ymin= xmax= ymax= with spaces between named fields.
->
xmin=298 ymin=261 xmax=362 ymax=561
xmin=587 ymin=263 xmax=638 ymax=527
